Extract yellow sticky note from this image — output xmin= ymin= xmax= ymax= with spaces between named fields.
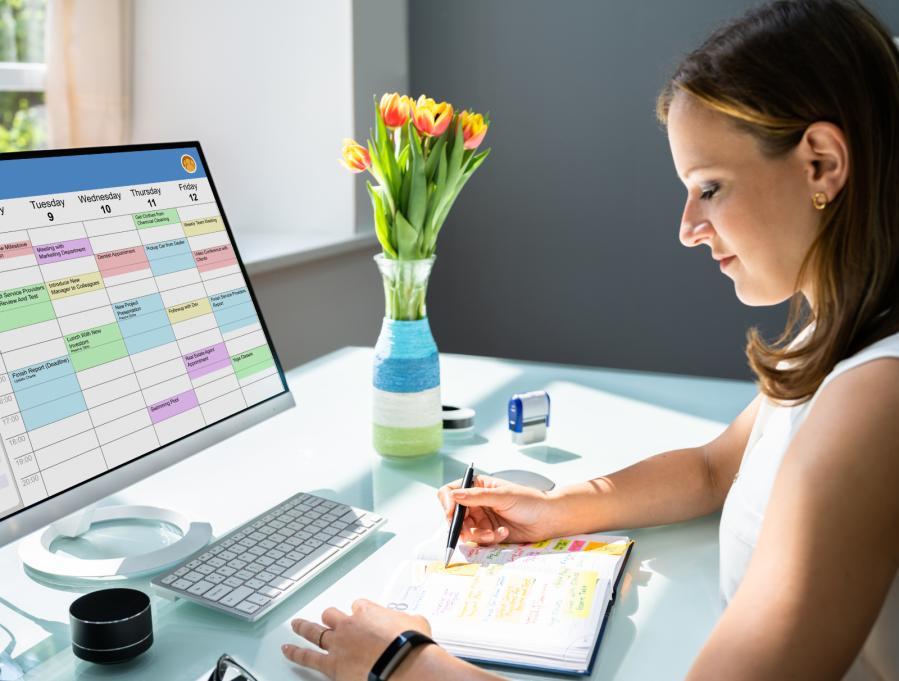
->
xmin=551 ymin=540 xmax=571 ymax=551
xmin=426 ymin=562 xmax=480 ymax=576
xmin=562 ymin=570 xmax=597 ymax=618
xmin=457 ymin=573 xmax=499 ymax=620
xmin=532 ymin=539 xmax=552 ymax=549
xmin=491 ymin=574 xmax=537 ymax=623
xmin=583 ymin=541 xmax=632 ymax=556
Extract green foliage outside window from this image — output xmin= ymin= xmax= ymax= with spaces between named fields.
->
xmin=0 ymin=0 xmax=47 ymax=152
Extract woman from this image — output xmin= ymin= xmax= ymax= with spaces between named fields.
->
xmin=283 ymin=1 xmax=899 ymax=679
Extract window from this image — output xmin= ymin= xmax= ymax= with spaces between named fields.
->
xmin=0 ymin=0 xmax=46 ymax=152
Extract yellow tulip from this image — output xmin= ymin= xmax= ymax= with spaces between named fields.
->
xmin=379 ymin=93 xmax=411 ymax=129
xmin=459 ymin=110 xmax=489 ymax=150
xmin=338 ymin=138 xmax=371 ymax=173
xmin=411 ymin=95 xmax=453 ymax=136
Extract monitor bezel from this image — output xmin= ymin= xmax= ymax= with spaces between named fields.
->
xmin=0 ymin=141 xmax=295 ymax=548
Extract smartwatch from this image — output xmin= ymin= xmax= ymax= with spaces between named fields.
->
xmin=368 ymin=630 xmax=436 ymax=681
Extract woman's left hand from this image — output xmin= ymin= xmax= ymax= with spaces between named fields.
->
xmin=282 ymin=599 xmax=432 ymax=681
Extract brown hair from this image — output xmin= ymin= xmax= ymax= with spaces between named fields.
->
xmin=656 ymin=0 xmax=899 ymax=403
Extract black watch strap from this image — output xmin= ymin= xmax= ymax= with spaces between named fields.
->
xmin=368 ymin=630 xmax=436 ymax=681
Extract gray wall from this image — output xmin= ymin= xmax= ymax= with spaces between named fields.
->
xmin=410 ymin=1 xmax=899 ymax=381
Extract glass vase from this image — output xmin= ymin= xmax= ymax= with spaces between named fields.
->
xmin=371 ymin=254 xmax=443 ymax=459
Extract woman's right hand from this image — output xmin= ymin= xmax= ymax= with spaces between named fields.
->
xmin=437 ymin=475 xmax=562 ymax=545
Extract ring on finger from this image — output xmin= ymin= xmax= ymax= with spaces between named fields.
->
xmin=317 ymin=627 xmax=329 ymax=649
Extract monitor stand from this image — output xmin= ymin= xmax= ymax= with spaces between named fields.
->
xmin=17 ymin=504 xmax=212 ymax=579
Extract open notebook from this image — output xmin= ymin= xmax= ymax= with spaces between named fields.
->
xmin=379 ymin=528 xmax=633 ymax=675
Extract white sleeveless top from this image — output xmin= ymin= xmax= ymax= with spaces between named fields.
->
xmin=720 ymin=329 xmax=899 ymax=681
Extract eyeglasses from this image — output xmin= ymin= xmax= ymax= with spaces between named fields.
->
xmin=207 ymin=654 xmax=259 ymax=681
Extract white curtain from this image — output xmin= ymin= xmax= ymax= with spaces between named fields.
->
xmin=46 ymin=0 xmax=131 ymax=148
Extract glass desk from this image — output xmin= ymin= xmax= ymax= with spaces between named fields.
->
xmin=0 ymin=347 xmax=758 ymax=680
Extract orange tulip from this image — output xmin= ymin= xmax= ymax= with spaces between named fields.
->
xmin=379 ymin=93 xmax=411 ymax=129
xmin=338 ymin=138 xmax=371 ymax=173
xmin=411 ymin=96 xmax=453 ymax=136
xmin=459 ymin=110 xmax=489 ymax=150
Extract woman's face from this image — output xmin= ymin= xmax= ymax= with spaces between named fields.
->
xmin=667 ymin=93 xmax=820 ymax=307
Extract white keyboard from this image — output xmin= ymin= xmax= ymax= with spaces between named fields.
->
xmin=151 ymin=492 xmax=386 ymax=621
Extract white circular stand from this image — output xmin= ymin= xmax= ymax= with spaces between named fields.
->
xmin=18 ymin=505 xmax=212 ymax=578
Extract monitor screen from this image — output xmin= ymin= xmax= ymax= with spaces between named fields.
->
xmin=0 ymin=144 xmax=287 ymax=523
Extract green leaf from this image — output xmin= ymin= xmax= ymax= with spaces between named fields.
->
xmin=429 ymin=148 xmax=491 ymax=254
xmin=422 ymin=144 xmax=448 ymax=252
xmin=367 ymin=139 xmax=394 ymax=215
xmin=397 ymin=144 xmax=410 ymax=173
xmin=445 ymin=116 xmax=467 ymax=196
xmin=425 ymin=127 xmax=448 ymax=184
xmin=395 ymin=210 xmax=421 ymax=260
xmin=367 ymin=181 xmax=397 ymax=258
xmin=407 ymin=127 xmax=428 ymax=231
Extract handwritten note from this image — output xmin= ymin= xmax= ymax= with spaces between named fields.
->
xmin=490 ymin=574 xmax=537 ymax=623
xmin=426 ymin=562 xmax=481 ymax=576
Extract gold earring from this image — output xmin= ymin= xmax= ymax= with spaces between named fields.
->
xmin=813 ymin=192 xmax=828 ymax=210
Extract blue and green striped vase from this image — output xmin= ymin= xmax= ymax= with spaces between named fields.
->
xmin=372 ymin=255 xmax=443 ymax=459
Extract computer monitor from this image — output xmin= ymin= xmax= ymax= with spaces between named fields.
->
xmin=0 ymin=142 xmax=294 ymax=553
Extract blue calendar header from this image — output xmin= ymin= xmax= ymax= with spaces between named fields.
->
xmin=0 ymin=147 xmax=208 ymax=200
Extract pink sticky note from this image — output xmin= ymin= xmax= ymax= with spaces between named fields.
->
xmin=568 ymin=540 xmax=586 ymax=552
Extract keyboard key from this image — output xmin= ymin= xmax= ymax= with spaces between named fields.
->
xmin=269 ymin=578 xmax=295 ymax=591
xmin=321 ymin=514 xmax=339 ymax=523
xmin=256 ymin=571 xmax=276 ymax=582
xmin=206 ymin=573 xmax=226 ymax=585
xmin=245 ymin=578 xmax=266 ymax=589
xmin=239 ymin=538 xmax=257 ymax=548
xmin=230 ymin=533 xmax=246 ymax=542
xmin=207 ymin=557 xmax=226 ymax=568
xmin=338 ymin=530 xmax=358 ymax=540
xmin=287 ymin=551 xmax=305 ymax=561
xmin=216 ymin=566 xmax=237 ymax=577
xmin=314 ymin=533 xmax=332 ymax=542
xmin=286 ymin=509 xmax=302 ymax=518
xmin=172 ymin=579 xmax=193 ymax=590
xmin=295 ymin=504 xmax=311 ymax=513
xmin=209 ymin=546 xmax=225 ymax=555
xmin=311 ymin=520 xmax=329 ymax=529
xmin=203 ymin=585 xmax=233 ymax=602
xmin=286 ymin=522 xmax=305 ymax=532
xmin=258 ymin=527 xmax=276 ymax=536
xmin=197 ymin=565 xmax=216 ymax=575
xmin=162 ymin=574 xmax=177 ymax=585
xmin=266 ymin=550 xmax=285 ymax=560
xmin=249 ymin=532 xmax=266 ymax=541
xmin=257 ymin=586 xmax=281 ymax=598
xmin=331 ymin=505 xmax=351 ymax=517
xmin=319 ymin=527 xmax=339 ymax=537
xmin=271 ymin=533 xmax=289 ymax=544
xmin=296 ymin=530 xmax=313 ymax=541
xmin=275 ymin=558 xmax=295 ymax=569
xmin=175 ymin=567 xmax=190 ymax=576
xmin=339 ymin=509 xmax=366 ymax=523
xmin=256 ymin=556 xmax=275 ymax=567
xmin=248 ymin=546 xmax=267 ymax=557
xmin=320 ymin=501 xmax=337 ymax=510
xmin=259 ymin=539 xmax=277 ymax=550
xmin=267 ymin=565 xmax=285 ymax=575
xmin=224 ymin=577 xmax=244 ymax=588
xmin=231 ymin=545 xmax=248 ymax=555
xmin=246 ymin=593 xmax=271 ymax=606
xmin=298 ymin=494 xmax=311 ymax=501
xmin=220 ymin=586 xmax=254 ymax=607
xmin=332 ymin=521 xmax=349 ymax=531
xmin=251 ymin=521 xmax=266 ymax=529
xmin=306 ymin=539 xmax=323 ymax=548
xmin=235 ymin=570 xmax=255 ymax=580
xmin=235 ymin=601 xmax=259 ymax=615
xmin=306 ymin=498 xmax=323 ymax=508
xmin=198 ymin=552 xmax=214 ymax=562
xmin=245 ymin=563 xmax=265 ymax=573
xmin=227 ymin=559 xmax=248 ymax=570
xmin=188 ymin=581 xmax=213 ymax=596
xmin=277 ymin=514 xmax=292 ymax=523
xmin=286 ymin=537 xmax=304 ymax=547
xmin=184 ymin=571 xmax=204 ymax=582
xmin=278 ymin=527 xmax=295 ymax=538
xmin=276 ymin=543 xmax=294 ymax=553
xmin=187 ymin=560 xmax=202 ymax=569
xmin=304 ymin=512 xmax=322 ymax=521
xmin=282 ymin=545 xmax=338 ymax=581
xmin=297 ymin=545 xmax=315 ymax=555
xmin=219 ymin=551 xmax=237 ymax=561
xmin=327 ymin=537 xmax=350 ymax=548
xmin=367 ymin=515 xmax=383 ymax=523
xmin=358 ymin=518 xmax=376 ymax=528
xmin=269 ymin=520 xmax=285 ymax=529
xmin=262 ymin=514 xmax=275 ymax=522
xmin=220 ymin=539 xmax=235 ymax=548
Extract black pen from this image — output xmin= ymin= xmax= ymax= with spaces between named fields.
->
xmin=445 ymin=462 xmax=476 ymax=568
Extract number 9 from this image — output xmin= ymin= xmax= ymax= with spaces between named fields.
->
xmin=47 ymin=212 xmax=54 ymax=222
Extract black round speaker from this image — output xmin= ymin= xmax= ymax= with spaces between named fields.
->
xmin=69 ymin=588 xmax=153 ymax=664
